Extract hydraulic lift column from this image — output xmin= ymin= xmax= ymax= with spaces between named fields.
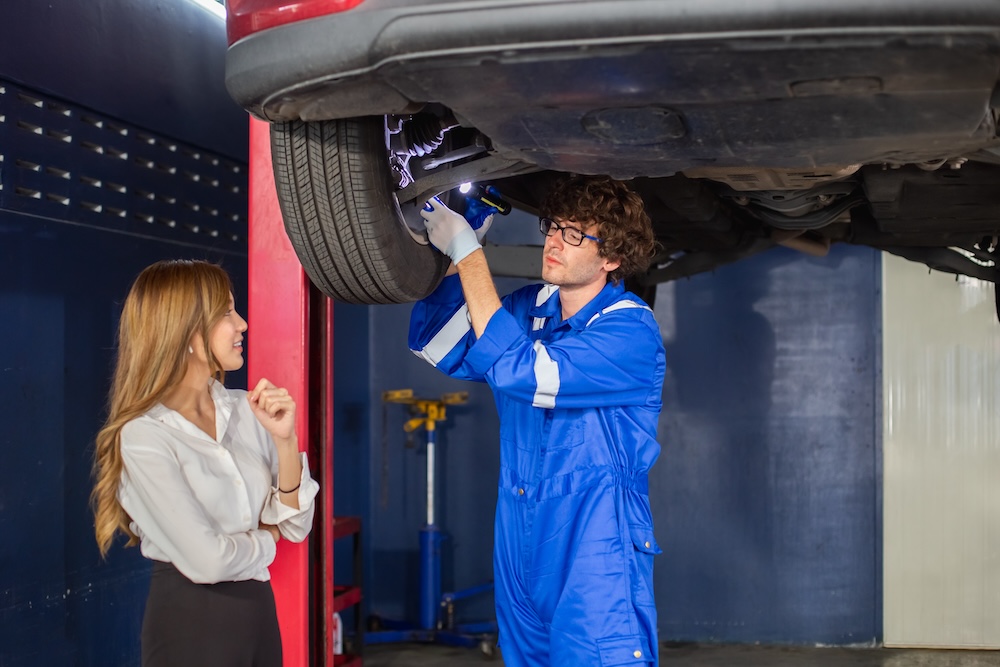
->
xmin=247 ymin=118 xmax=341 ymax=666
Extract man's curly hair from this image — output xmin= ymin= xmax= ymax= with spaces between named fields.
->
xmin=539 ymin=175 xmax=656 ymax=285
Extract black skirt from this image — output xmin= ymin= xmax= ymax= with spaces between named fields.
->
xmin=141 ymin=561 xmax=282 ymax=667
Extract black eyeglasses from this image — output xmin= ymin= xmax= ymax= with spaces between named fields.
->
xmin=539 ymin=217 xmax=603 ymax=246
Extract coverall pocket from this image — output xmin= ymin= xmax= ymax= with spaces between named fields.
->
xmin=545 ymin=412 xmax=585 ymax=451
xmin=596 ymin=634 xmax=655 ymax=665
xmin=629 ymin=524 xmax=662 ymax=555
xmin=628 ymin=524 xmax=661 ymax=609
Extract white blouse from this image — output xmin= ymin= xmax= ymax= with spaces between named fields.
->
xmin=118 ymin=380 xmax=319 ymax=584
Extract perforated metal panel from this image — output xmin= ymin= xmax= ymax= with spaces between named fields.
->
xmin=0 ymin=79 xmax=246 ymax=253
xmin=0 ymin=77 xmax=250 ymax=667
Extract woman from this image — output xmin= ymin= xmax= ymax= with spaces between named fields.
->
xmin=91 ymin=259 xmax=318 ymax=666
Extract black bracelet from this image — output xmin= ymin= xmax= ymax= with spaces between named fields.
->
xmin=278 ymin=482 xmax=301 ymax=494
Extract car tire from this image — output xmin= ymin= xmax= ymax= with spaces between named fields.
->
xmin=270 ymin=117 xmax=450 ymax=304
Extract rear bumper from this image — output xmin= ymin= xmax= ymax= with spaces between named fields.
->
xmin=226 ymin=0 xmax=1000 ymax=176
xmin=225 ymin=0 xmax=1000 ymax=122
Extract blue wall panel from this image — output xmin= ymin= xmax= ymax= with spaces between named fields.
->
xmin=654 ymin=245 xmax=881 ymax=644
xmin=331 ymin=302 xmax=372 ymax=631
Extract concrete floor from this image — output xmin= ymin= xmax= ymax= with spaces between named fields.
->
xmin=362 ymin=642 xmax=1000 ymax=666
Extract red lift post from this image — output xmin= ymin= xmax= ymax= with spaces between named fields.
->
xmin=247 ymin=118 xmax=362 ymax=666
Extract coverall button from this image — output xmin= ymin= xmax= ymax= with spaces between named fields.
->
xmin=633 ymin=650 xmax=643 ymax=658
xmin=518 ymin=488 xmax=524 ymax=496
xmin=645 ymin=541 xmax=651 ymax=548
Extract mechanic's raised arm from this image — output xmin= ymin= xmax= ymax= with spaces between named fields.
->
xmin=419 ymin=195 xmax=504 ymax=337
xmin=455 ymin=250 xmax=501 ymax=337
xmin=410 ymin=195 xmax=504 ymax=378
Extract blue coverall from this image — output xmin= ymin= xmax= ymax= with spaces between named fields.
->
xmin=409 ymin=275 xmax=666 ymax=666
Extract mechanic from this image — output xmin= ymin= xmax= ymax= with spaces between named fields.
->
xmin=409 ymin=175 xmax=666 ymax=666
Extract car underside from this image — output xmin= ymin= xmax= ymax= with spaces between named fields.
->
xmin=225 ymin=0 xmax=1000 ymax=307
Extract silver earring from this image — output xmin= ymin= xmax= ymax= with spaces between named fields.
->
xmin=189 ymin=345 xmax=194 ymax=354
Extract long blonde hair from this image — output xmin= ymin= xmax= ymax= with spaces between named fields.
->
xmin=92 ymin=259 xmax=233 ymax=557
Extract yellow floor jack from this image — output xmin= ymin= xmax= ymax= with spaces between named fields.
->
xmin=365 ymin=389 xmax=498 ymax=659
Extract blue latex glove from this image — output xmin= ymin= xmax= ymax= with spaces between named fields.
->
xmin=421 ymin=197 xmax=481 ymax=264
